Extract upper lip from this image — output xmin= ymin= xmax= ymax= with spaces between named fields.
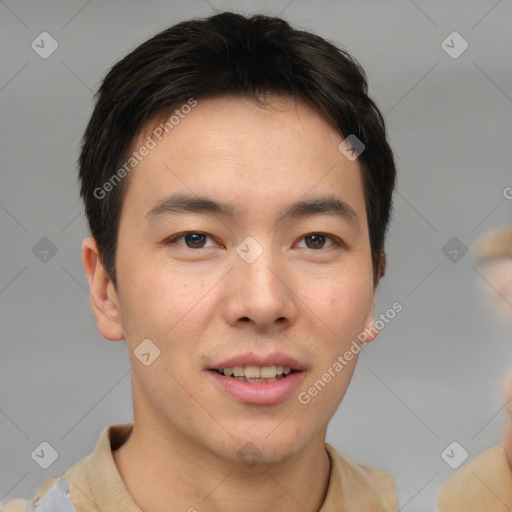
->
xmin=209 ymin=353 xmax=306 ymax=371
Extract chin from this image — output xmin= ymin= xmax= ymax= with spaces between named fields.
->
xmin=227 ymin=431 xmax=308 ymax=466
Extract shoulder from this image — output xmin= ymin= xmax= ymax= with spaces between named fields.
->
xmin=1 ymin=476 xmax=66 ymax=511
xmin=1 ymin=475 xmax=79 ymax=512
xmin=325 ymin=442 xmax=397 ymax=511
xmin=1 ymin=476 xmax=57 ymax=512
xmin=438 ymin=445 xmax=512 ymax=511
xmin=1 ymin=424 xmax=130 ymax=512
xmin=325 ymin=444 xmax=433 ymax=511
xmin=1 ymin=499 xmax=29 ymax=512
xmin=1 ymin=444 xmax=95 ymax=512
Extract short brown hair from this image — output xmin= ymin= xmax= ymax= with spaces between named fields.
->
xmin=78 ymin=11 xmax=396 ymax=289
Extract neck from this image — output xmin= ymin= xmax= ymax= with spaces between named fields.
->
xmin=112 ymin=417 xmax=331 ymax=512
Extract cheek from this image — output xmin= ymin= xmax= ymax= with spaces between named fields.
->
xmin=297 ymin=353 xmax=359 ymax=426
xmin=119 ymin=255 xmax=205 ymax=327
xmin=316 ymin=278 xmax=374 ymax=333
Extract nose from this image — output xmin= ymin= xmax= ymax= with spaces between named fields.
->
xmin=222 ymin=238 xmax=299 ymax=332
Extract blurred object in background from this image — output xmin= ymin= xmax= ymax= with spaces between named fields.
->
xmin=474 ymin=225 xmax=512 ymax=332
xmin=475 ymin=225 xmax=512 ymax=469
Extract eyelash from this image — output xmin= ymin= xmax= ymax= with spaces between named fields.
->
xmin=163 ymin=231 xmax=345 ymax=250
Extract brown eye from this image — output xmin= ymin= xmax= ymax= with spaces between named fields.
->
xmin=305 ymin=234 xmax=326 ymax=249
xmin=297 ymin=233 xmax=341 ymax=250
xmin=165 ymin=232 xmax=216 ymax=249
xmin=183 ymin=233 xmax=207 ymax=248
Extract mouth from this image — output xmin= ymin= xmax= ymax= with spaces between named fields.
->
xmin=210 ymin=365 xmax=298 ymax=383
xmin=206 ymin=356 xmax=306 ymax=405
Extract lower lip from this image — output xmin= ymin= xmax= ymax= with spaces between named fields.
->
xmin=206 ymin=370 xmax=305 ymax=405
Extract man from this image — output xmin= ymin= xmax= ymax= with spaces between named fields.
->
xmin=2 ymin=11 xmax=430 ymax=511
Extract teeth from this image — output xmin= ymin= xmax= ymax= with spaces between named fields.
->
xmin=232 ymin=366 xmax=244 ymax=377
xmin=245 ymin=365 xmax=260 ymax=378
xmin=220 ymin=365 xmax=294 ymax=378
xmin=260 ymin=366 xmax=276 ymax=378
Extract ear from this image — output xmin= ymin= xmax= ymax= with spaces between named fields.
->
xmin=359 ymin=250 xmax=386 ymax=344
xmin=81 ymin=236 xmax=125 ymax=341
xmin=377 ymin=249 xmax=386 ymax=283
xmin=362 ymin=295 xmax=379 ymax=344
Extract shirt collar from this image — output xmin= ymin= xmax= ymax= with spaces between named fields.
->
xmin=85 ymin=423 xmax=389 ymax=512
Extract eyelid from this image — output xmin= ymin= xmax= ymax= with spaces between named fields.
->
xmin=297 ymin=232 xmax=345 ymax=249
xmin=164 ymin=231 xmax=345 ymax=250
xmin=164 ymin=231 xmax=218 ymax=247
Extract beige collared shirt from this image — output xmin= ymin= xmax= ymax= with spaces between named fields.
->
xmin=2 ymin=423 xmax=404 ymax=512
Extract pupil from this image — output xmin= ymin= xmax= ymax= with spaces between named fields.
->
xmin=307 ymin=234 xmax=324 ymax=249
xmin=186 ymin=233 xmax=205 ymax=248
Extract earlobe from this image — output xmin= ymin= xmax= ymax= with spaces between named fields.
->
xmin=81 ymin=237 xmax=125 ymax=341
xmin=361 ymin=298 xmax=379 ymax=344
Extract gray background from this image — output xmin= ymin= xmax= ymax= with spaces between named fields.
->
xmin=1 ymin=0 xmax=511 ymax=509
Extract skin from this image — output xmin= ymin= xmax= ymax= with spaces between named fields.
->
xmin=478 ymin=258 xmax=512 ymax=466
xmin=479 ymin=258 xmax=512 ymax=331
xmin=82 ymin=95 xmax=382 ymax=512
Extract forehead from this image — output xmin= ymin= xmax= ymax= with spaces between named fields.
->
xmin=121 ymin=94 xmax=366 ymax=222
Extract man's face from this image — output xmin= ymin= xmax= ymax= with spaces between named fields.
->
xmin=96 ymin=95 xmax=378 ymax=464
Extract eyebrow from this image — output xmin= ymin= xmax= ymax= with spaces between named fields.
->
xmin=145 ymin=193 xmax=359 ymax=229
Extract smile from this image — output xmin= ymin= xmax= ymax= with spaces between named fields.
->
xmin=212 ymin=364 xmax=293 ymax=383
xmin=207 ymin=367 xmax=305 ymax=405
